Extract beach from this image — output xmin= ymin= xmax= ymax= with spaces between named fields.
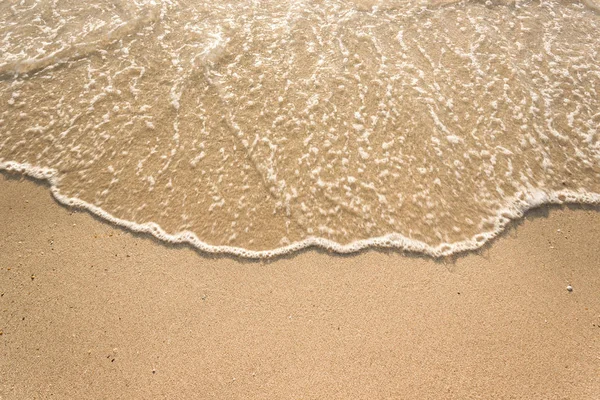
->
xmin=1 ymin=174 xmax=599 ymax=399
xmin=2 ymin=0 xmax=600 ymax=398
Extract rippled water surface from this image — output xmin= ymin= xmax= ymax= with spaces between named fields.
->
xmin=1 ymin=0 xmax=599 ymax=257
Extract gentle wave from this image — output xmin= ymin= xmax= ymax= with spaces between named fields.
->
xmin=1 ymin=0 xmax=600 ymax=257
xmin=2 ymin=160 xmax=599 ymax=258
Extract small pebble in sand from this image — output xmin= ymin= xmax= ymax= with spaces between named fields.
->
xmin=566 ymin=285 xmax=573 ymax=292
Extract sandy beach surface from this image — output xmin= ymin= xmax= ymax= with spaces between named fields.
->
xmin=1 ymin=173 xmax=599 ymax=399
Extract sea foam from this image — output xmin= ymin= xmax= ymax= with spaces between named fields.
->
xmin=1 ymin=0 xmax=599 ymax=258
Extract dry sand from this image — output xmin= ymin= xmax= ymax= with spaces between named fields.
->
xmin=1 ymin=173 xmax=599 ymax=399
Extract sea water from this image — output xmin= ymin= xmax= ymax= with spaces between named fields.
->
xmin=1 ymin=0 xmax=599 ymax=257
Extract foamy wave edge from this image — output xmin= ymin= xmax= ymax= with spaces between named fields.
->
xmin=2 ymin=160 xmax=599 ymax=259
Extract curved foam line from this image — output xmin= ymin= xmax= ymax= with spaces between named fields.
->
xmin=2 ymin=160 xmax=600 ymax=259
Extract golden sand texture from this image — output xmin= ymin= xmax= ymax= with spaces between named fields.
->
xmin=1 ymin=175 xmax=599 ymax=399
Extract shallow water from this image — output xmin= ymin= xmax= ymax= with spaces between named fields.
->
xmin=1 ymin=0 xmax=599 ymax=257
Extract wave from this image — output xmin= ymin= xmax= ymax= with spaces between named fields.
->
xmin=2 ymin=160 xmax=599 ymax=258
xmin=2 ymin=0 xmax=599 ymax=258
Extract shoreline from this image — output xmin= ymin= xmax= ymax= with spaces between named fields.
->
xmin=2 ymin=165 xmax=600 ymax=260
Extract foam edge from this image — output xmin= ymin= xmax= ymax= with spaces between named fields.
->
xmin=2 ymin=160 xmax=599 ymax=259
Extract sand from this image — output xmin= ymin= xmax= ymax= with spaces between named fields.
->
xmin=1 ymin=173 xmax=599 ymax=399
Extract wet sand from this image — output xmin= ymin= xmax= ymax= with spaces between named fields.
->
xmin=4 ymin=0 xmax=600 ymax=256
xmin=1 ymin=173 xmax=599 ymax=399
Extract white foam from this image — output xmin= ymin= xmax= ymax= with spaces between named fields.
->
xmin=2 ymin=0 xmax=600 ymax=259
xmin=2 ymin=160 xmax=599 ymax=259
